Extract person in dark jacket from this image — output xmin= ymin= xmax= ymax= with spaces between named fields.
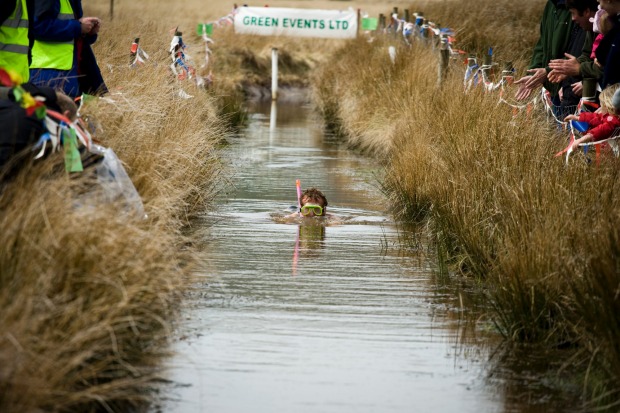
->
xmin=515 ymin=0 xmax=574 ymax=101
xmin=544 ymin=0 xmax=599 ymax=116
xmin=547 ymin=0 xmax=600 ymax=98
xmin=29 ymin=0 xmax=107 ymax=98
xmin=595 ymin=0 xmax=620 ymax=88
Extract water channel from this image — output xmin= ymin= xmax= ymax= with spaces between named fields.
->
xmin=159 ymin=98 xmax=577 ymax=413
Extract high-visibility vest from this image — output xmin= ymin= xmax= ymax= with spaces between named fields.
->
xmin=0 ymin=0 xmax=30 ymax=82
xmin=30 ymin=0 xmax=74 ymax=71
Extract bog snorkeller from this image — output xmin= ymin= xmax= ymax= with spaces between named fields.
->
xmin=294 ymin=179 xmax=329 ymax=217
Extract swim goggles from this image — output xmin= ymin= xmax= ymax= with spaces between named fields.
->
xmin=300 ymin=204 xmax=323 ymax=216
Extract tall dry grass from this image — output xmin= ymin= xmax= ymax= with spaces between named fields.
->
xmin=0 ymin=9 xmax=226 ymax=413
xmin=313 ymin=0 xmax=620 ymax=409
xmin=0 ymin=165 xmax=185 ymax=412
xmin=404 ymin=0 xmax=543 ymax=60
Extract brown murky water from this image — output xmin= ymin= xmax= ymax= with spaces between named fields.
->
xmin=158 ymin=99 xmax=579 ymax=413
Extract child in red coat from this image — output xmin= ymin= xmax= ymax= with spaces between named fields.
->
xmin=564 ymin=85 xmax=620 ymax=151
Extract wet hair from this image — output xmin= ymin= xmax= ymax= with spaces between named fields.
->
xmin=599 ymin=84 xmax=620 ymax=115
xmin=566 ymin=0 xmax=599 ymax=13
xmin=301 ymin=187 xmax=328 ymax=207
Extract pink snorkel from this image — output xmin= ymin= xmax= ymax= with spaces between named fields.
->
xmin=293 ymin=179 xmax=302 ymax=275
xmin=296 ymin=179 xmax=302 ymax=217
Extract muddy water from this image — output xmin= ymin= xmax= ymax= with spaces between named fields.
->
xmin=160 ymin=100 xmax=574 ymax=413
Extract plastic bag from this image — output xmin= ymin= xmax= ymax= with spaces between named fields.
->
xmin=90 ymin=144 xmax=146 ymax=220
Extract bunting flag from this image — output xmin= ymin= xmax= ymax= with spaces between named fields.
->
xmin=196 ymin=23 xmax=214 ymax=36
xmin=169 ymin=29 xmax=196 ymax=81
xmin=32 ymin=108 xmax=94 ymax=165
xmin=200 ymin=26 xmax=215 ymax=69
xmin=129 ymin=38 xmax=150 ymax=66
xmin=555 ymin=122 xmax=577 ymax=160
xmin=0 ymin=68 xmax=46 ymax=118
xmin=63 ymin=126 xmax=84 ymax=173
xmin=361 ymin=17 xmax=378 ymax=31
xmin=388 ymin=46 xmax=396 ymax=64
xmin=463 ymin=58 xmax=479 ymax=91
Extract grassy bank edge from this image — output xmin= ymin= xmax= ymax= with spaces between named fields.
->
xmin=0 ymin=15 xmax=244 ymax=413
xmin=310 ymin=1 xmax=620 ymax=409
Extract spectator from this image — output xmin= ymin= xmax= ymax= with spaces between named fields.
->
xmin=0 ymin=0 xmax=33 ymax=82
xmin=595 ymin=0 xmax=620 ymax=88
xmin=547 ymin=0 xmax=600 ymax=114
xmin=590 ymin=8 xmax=611 ymax=60
xmin=29 ymin=0 xmax=107 ymax=98
xmin=564 ymin=84 xmax=620 ymax=151
xmin=515 ymin=0 xmax=574 ymax=102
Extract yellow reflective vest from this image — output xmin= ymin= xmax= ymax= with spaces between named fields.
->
xmin=0 ymin=0 xmax=30 ymax=82
xmin=30 ymin=0 xmax=74 ymax=71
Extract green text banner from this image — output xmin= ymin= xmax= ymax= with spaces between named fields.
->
xmin=234 ymin=7 xmax=358 ymax=39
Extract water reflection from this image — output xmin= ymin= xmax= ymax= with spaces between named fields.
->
xmin=292 ymin=221 xmax=326 ymax=275
xmin=270 ymin=100 xmax=277 ymax=131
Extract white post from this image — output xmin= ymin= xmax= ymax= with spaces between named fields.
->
xmin=269 ymin=100 xmax=276 ymax=163
xmin=270 ymin=100 xmax=277 ymax=131
xmin=271 ymin=47 xmax=278 ymax=101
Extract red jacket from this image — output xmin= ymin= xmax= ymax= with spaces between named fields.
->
xmin=578 ymin=112 xmax=620 ymax=142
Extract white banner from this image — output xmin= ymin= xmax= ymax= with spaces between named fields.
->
xmin=234 ymin=7 xmax=358 ymax=39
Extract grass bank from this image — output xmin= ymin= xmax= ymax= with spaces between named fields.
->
xmin=0 ymin=11 xmax=225 ymax=413
xmin=313 ymin=0 xmax=620 ymax=409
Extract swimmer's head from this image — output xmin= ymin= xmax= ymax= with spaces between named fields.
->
xmin=300 ymin=187 xmax=328 ymax=217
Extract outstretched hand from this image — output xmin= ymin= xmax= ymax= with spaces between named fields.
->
xmin=571 ymin=133 xmax=593 ymax=152
xmin=548 ymin=53 xmax=580 ymax=77
xmin=513 ymin=68 xmax=546 ymax=101
xmin=522 ymin=68 xmax=547 ymax=89
xmin=514 ymin=82 xmax=533 ymax=100
xmin=547 ymin=70 xmax=567 ymax=83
